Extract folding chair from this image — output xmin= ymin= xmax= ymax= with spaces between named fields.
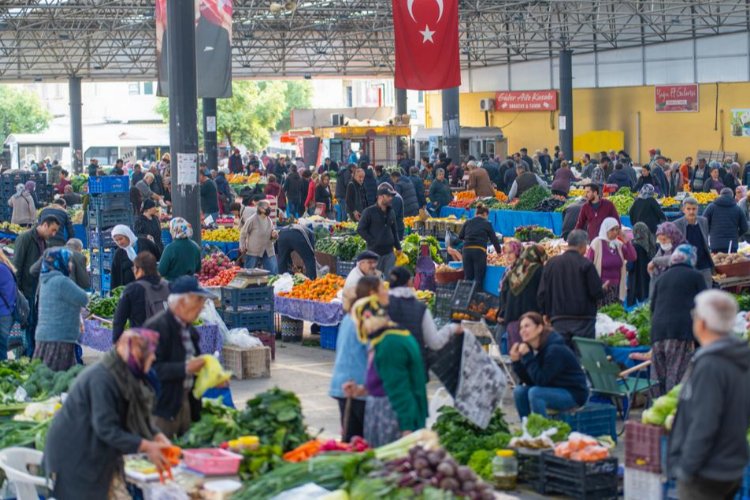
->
xmin=573 ymin=336 xmax=657 ymax=421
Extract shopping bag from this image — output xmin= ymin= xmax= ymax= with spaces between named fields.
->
xmin=193 ymin=355 xmax=232 ymax=399
xmin=426 ymin=387 xmax=454 ymax=429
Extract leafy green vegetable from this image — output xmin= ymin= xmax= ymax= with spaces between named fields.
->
xmin=523 ymin=414 xmax=571 ymax=443
xmin=315 ymin=236 xmax=366 ymax=261
xmin=598 ymin=303 xmax=627 ymax=320
xmin=432 ymin=406 xmax=511 ymax=464
xmin=467 ymin=449 xmax=494 ymax=480
xmin=514 ymin=185 xmax=551 ymax=211
xmin=401 ymin=234 xmax=442 ymax=272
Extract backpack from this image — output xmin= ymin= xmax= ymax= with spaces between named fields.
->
xmin=136 ymin=279 xmax=170 ymax=320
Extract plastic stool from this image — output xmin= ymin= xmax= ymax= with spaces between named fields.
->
xmin=0 ymin=447 xmax=53 ymax=500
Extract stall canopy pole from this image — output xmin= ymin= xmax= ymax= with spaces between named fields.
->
xmin=203 ymin=98 xmax=218 ymax=172
xmin=559 ymin=49 xmax=574 ymax=162
xmin=395 ymin=87 xmax=407 ymax=117
xmin=442 ymin=87 xmax=460 ymax=164
xmin=167 ymin=0 xmax=201 ymax=244
xmin=68 ymin=76 xmax=83 ymax=174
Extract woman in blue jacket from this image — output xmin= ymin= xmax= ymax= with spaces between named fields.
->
xmin=329 ymin=276 xmax=387 ymax=442
xmin=512 ymin=312 xmax=589 ymax=417
xmin=0 ymin=252 xmax=17 ymax=360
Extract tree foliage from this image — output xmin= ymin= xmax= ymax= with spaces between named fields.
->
xmin=0 ymin=86 xmax=52 ymax=140
xmin=155 ymin=80 xmax=312 ymax=152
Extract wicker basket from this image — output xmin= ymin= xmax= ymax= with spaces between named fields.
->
xmin=280 ymin=316 xmax=303 ymax=342
xmin=221 ymin=345 xmax=271 ymax=379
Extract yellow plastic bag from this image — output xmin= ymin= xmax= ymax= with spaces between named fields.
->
xmin=192 ymin=354 xmax=232 ymax=399
xmin=395 ymin=250 xmax=409 ymax=267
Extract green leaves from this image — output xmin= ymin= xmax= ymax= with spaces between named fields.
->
xmin=0 ymin=86 xmax=51 ymax=140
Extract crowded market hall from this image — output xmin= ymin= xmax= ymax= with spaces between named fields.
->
xmin=3 ymin=0 xmax=750 ymax=499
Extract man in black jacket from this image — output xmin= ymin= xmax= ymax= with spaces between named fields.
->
xmin=357 ymin=183 xmax=402 ymax=275
xmin=345 ymin=168 xmax=368 ymax=222
xmin=669 ymin=290 xmax=750 ymax=500
xmin=537 ymin=230 xmax=604 ymax=346
xmin=39 ymin=198 xmax=74 ymax=248
xmin=335 ymin=163 xmax=355 ymax=220
xmin=145 ymin=276 xmax=216 ymax=437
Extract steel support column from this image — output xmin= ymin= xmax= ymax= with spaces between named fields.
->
xmin=559 ymin=50 xmax=574 ymax=162
xmin=68 ymin=76 xmax=82 ymax=174
xmin=203 ymin=98 xmax=218 ymax=172
xmin=167 ymin=0 xmax=201 ymax=243
xmin=442 ymin=87 xmax=460 ymax=164
xmin=395 ymin=88 xmax=407 ymax=117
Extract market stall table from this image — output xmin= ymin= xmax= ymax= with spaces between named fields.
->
xmin=81 ymin=320 xmax=223 ymax=355
xmin=273 ymin=295 xmax=343 ymax=327
xmin=447 ymin=262 xmax=506 ymax=296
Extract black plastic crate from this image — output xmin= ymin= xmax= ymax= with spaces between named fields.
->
xmin=539 ymin=452 xmax=618 ymax=500
xmin=87 ymin=208 xmax=132 ymax=229
xmin=434 ymin=282 xmax=456 ymax=320
xmin=88 ymin=229 xmax=117 ymax=249
xmin=450 ymin=280 xmax=476 ymax=310
xmin=222 ymin=310 xmax=274 ymax=331
xmin=517 ymin=449 xmax=544 ymax=484
xmin=221 ymin=286 xmax=274 ymax=310
xmin=89 ymin=193 xmax=130 ymax=211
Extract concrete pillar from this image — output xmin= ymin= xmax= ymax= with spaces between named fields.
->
xmin=68 ymin=76 xmax=82 ymax=174
xmin=167 ymin=0 xmax=201 ymax=243
xmin=441 ymin=87 xmax=460 ymax=164
xmin=559 ymin=49 xmax=574 ymax=162
xmin=203 ymin=98 xmax=218 ymax=172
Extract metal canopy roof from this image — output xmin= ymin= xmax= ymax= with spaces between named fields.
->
xmin=0 ymin=0 xmax=748 ymax=82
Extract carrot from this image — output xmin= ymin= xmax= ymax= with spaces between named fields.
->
xmin=282 ymin=440 xmax=322 ymax=462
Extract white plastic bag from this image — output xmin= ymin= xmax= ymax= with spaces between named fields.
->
xmin=199 ymin=299 xmax=229 ymax=339
xmin=273 ymin=273 xmax=296 ymax=294
xmin=225 ymin=328 xmax=263 ymax=348
xmin=508 ymin=416 xmax=558 ymax=449
xmin=426 ymin=387 xmax=454 ymax=429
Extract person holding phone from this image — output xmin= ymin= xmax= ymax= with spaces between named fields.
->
xmin=586 ymin=217 xmax=637 ymax=306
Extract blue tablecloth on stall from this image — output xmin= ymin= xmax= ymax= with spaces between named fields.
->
xmin=439 ymin=206 xmax=474 ymax=219
xmin=274 ymin=296 xmax=344 ymax=326
xmin=605 ymin=345 xmax=650 ymax=370
xmin=492 ymin=211 xmax=563 ymax=237
xmin=484 ymin=266 xmax=506 ymax=296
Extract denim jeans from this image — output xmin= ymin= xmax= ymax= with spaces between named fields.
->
xmin=514 ymin=385 xmax=579 ymax=418
xmin=244 ymin=254 xmax=279 ymax=274
xmin=0 ymin=315 xmax=12 ymax=361
xmin=287 ymin=201 xmax=301 ymax=218
xmin=24 ymin=293 xmax=37 ymax=358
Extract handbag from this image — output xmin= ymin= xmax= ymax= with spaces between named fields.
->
xmin=0 ymin=266 xmax=29 ymax=328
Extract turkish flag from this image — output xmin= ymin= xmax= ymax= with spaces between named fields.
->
xmin=392 ymin=0 xmax=461 ymax=90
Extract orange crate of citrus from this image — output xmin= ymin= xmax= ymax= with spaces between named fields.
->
xmin=278 ymin=273 xmax=345 ymax=302
xmin=454 ymin=191 xmax=477 ymax=201
xmin=495 ymin=190 xmax=508 ymax=202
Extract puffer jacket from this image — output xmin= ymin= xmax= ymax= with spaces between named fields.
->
xmin=396 ymin=178 xmax=419 ymax=217
xmin=703 ymin=193 xmax=749 ymax=252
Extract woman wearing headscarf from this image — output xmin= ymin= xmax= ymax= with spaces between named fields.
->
xmin=349 ymin=295 xmax=427 ymax=447
xmin=628 ymin=184 xmax=666 ymax=234
xmin=24 ymin=180 xmax=39 ymax=207
xmin=648 ymin=222 xmax=686 ymax=294
xmin=44 ymin=328 xmax=172 ymax=500
xmin=8 ymin=183 xmax=36 ymax=227
xmin=239 ymin=199 xmax=278 ymax=273
xmin=33 ymin=248 xmax=89 ymax=371
xmin=586 ymin=217 xmax=637 ymax=305
xmin=626 ymin=222 xmax=656 ymax=306
xmin=158 ymin=218 xmax=202 ymax=281
xmin=650 ymin=245 xmax=707 ymax=395
xmin=498 ymin=244 xmax=546 ymax=348
xmin=110 ymin=224 xmax=160 ymax=289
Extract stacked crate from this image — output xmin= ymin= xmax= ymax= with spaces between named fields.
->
xmin=220 ymin=286 xmax=274 ymax=332
xmin=0 ymin=170 xmax=48 ymax=221
xmin=87 ymin=176 xmax=131 ymax=295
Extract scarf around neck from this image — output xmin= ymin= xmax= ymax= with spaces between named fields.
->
xmin=101 ymin=350 xmax=155 ymax=440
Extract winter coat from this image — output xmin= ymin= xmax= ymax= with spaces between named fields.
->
xmin=703 ymin=193 xmax=749 ymax=252
xmin=396 ymin=178 xmax=420 ymax=217
xmin=650 ymin=263 xmax=707 ymax=343
xmin=35 ymin=270 xmax=88 ymax=343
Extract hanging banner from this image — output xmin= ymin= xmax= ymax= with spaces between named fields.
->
xmin=730 ymin=109 xmax=750 ymax=137
xmin=494 ymin=91 xmax=558 ymax=112
xmin=654 ymin=84 xmax=699 ymax=113
xmin=392 ymin=0 xmax=461 ymax=90
xmin=156 ymin=0 xmax=233 ymax=99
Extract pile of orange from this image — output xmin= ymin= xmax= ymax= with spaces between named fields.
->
xmin=279 ymin=273 xmax=345 ymax=302
xmin=495 ymin=190 xmax=508 ymax=202
xmin=454 ymin=191 xmax=477 ymax=201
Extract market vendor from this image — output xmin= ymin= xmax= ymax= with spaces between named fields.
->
xmin=111 ymin=225 xmax=161 ymax=289
xmin=357 ymin=184 xmax=402 ymax=275
xmin=276 ymin=223 xmax=318 ymax=280
xmin=458 ymin=203 xmax=502 ymax=291
xmin=511 ymin=312 xmax=589 ymax=418
xmin=159 ymin=218 xmax=202 ymax=282
xmin=145 ymin=276 xmax=216 ymax=437
xmin=44 ymin=328 xmax=172 ymax=500
xmin=344 ymin=251 xmax=381 ymax=290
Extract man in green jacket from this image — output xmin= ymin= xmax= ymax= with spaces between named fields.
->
xmin=13 ymin=216 xmax=60 ymax=356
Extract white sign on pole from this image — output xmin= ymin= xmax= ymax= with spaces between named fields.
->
xmin=176 ymin=153 xmax=198 ymax=186
xmin=206 ymin=116 xmax=217 ymax=133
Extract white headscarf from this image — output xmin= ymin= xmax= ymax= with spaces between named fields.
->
xmin=111 ymin=225 xmax=138 ymax=261
xmin=598 ymin=217 xmax=621 ymax=248
xmin=14 ymin=184 xmax=25 ymax=197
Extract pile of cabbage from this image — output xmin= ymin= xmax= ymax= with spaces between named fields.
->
xmin=642 ymin=385 xmax=680 ymax=430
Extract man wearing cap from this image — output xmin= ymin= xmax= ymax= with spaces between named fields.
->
xmin=145 ymin=276 xmax=216 ymax=437
xmin=199 ymin=168 xmax=220 ymax=221
xmin=344 ymin=251 xmax=381 ymax=290
xmin=357 ymin=184 xmax=402 ymax=275
xmin=652 ymin=155 xmax=669 ymax=195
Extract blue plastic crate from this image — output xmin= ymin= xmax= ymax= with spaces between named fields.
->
xmin=92 ymin=271 xmax=111 ymax=295
xmin=88 ymin=175 xmax=129 ymax=194
xmin=91 ymin=250 xmax=114 ymax=271
xmin=552 ymin=403 xmax=618 ymax=442
xmin=161 ymin=228 xmax=173 ymax=245
xmin=88 ymin=228 xmax=116 ymax=249
xmin=320 ymin=324 xmax=339 ymax=350
xmin=89 ymin=193 xmax=130 ymax=211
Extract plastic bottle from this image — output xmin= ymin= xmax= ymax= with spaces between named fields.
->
xmin=492 ymin=449 xmax=518 ymax=490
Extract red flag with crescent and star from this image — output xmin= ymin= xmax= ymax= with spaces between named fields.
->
xmin=392 ymin=0 xmax=461 ymax=90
